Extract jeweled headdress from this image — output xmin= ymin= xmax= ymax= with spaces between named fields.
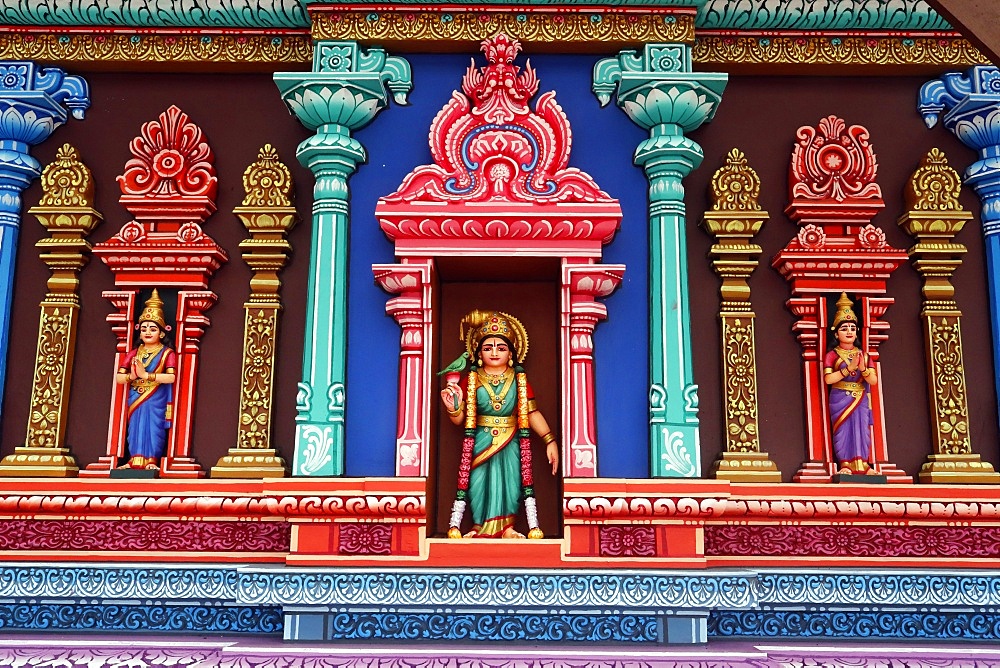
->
xmin=138 ymin=289 xmax=167 ymax=329
xmin=831 ymin=292 xmax=858 ymax=330
xmin=461 ymin=309 xmax=529 ymax=363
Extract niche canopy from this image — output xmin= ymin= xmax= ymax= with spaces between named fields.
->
xmin=377 ymin=33 xmax=622 ymax=257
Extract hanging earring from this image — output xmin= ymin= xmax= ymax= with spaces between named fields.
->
xmin=508 ymin=359 xmax=513 ymax=367
xmin=478 ymin=358 xmax=483 ymax=367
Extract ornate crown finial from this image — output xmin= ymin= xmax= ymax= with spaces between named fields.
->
xmin=242 ymin=144 xmax=293 ymax=208
xmin=906 ymin=147 xmax=963 ymax=212
xmin=710 ymin=148 xmax=762 ymax=212
xmin=39 ymin=144 xmax=94 ymax=208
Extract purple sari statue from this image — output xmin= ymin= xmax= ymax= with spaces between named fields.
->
xmin=824 ymin=293 xmax=878 ymax=475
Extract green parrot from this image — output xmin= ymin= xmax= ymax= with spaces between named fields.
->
xmin=437 ymin=351 xmax=470 ymax=375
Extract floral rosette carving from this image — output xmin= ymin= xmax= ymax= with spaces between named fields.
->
xmin=118 ymin=105 xmax=217 ymax=202
xmin=796 ymin=223 xmax=826 ymax=249
xmin=790 ymin=115 xmax=881 ymax=203
xmin=857 ymin=224 xmax=887 ymax=248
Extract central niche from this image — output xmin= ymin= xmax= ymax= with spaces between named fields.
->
xmin=373 ymin=34 xmax=624 ymax=536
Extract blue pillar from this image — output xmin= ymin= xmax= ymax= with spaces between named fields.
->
xmin=0 ymin=62 xmax=89 ymax=428
xmin=920 ymin=66 xmax=1000 ymax=430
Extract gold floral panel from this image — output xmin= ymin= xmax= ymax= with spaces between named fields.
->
xmin=312 ymin=8 xmax=695 ymax=48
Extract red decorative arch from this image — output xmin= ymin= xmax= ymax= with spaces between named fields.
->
xmin=377 ymin=33 xmax=621 ymax=258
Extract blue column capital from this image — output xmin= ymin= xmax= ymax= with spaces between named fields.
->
xmin=0 ymin=62 xmax=90 ymax=152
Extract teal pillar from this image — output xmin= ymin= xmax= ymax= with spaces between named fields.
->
xmin=594 ymin=45 xmax=726 ymax=477
xmin=0 ymin=62 xmax=89 ymax=430
xmin=275 ymin=43 xmax=411 ymax=476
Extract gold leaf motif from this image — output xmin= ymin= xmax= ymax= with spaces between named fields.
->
xmin=39 ymin=144 xmax=93 ymax=208
xmin=313 ymin=11 xmax=693 ymax=45
xmin=693 ymin=35 xmax=985 ymax=69
xmin=243 ymin=144 xmax=293 ymax=209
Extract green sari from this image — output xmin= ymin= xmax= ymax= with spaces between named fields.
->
xmin=469 ymin=368 xmax=524 ymax=537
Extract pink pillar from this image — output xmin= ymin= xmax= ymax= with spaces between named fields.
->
xmin=788 ymin=296 xmax=834 ymax=482
xmin=374 ymin=260 xmax=436 ymax=477
xmin=160 ymin=290 xmax=215 ymax=478
xmin=560 ymin=262 xmax=624 ymax=478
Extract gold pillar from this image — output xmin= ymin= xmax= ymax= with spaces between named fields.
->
xmin=0 ymin=144 xmax=102 ymax=477
xmin=899 ymin=148 xmax=1000 ymax=483
xmin=211 ymin=145 xmax=296 ymax=478
xmin=703 ymin=148 xmax=781 ymax=482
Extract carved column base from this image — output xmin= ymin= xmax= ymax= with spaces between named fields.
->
xmin=710 ymin=451 xmax=781 ymax=483
xmin=0 ymin=447 xmax=79 ymax=477
xmin=160 ymin=456 xmax=205 ymax=478
xmin=793 ymin=461 xmax=832 ymax=483
xmin=210 ymin=449 xmax=287 ymax=478
xmin=874 ymin=461 xmax=912 ymax=484
xmin=79 ymin=455 xmax=116 ymax=477
xmin=919 ymin=453 xmax=1000 ymax=484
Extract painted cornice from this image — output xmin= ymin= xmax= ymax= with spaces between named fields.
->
xmin=0 ymin=0 xmax=953 ymax=32
xmin=0 ymin=0 xmax=310 ymax=29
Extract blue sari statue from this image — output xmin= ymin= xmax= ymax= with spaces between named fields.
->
xmin=116 ymin=290 xmax=177 ymax=470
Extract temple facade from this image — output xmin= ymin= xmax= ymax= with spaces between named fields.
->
xmin=0 ymin=0 xmax=999 ymax=664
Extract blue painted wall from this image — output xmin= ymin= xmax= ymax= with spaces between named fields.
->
xmin=346 ymin=53 xmax=649 ymax=478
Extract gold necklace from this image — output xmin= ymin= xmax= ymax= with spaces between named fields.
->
xmin=478 ymin=368 xmax=514 ymax=410
xmin=139 ymin=343 xmax=163 ymax=365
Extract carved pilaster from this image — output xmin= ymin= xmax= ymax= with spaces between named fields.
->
xmin=373 ymin=261 xmax=435 ymax=478
xmin=275 ymin=41 xmax=412 ymax=477
xmin=0 ymin=62 xmax=89 ymax=427
xmin=212 ymin=145 xmax=296 ymax=478
xmin=561 ymin=263 xmax=624 ymax=477
xmin=701 ymin=149 xmax=780 ymax=482
xmin=593 ymin=44 xmax=728 ymax=477
xmin=898 ymin=148 xmax=1000 ymax=483
xmin=0 ymin=144 xmax=101 ymax=476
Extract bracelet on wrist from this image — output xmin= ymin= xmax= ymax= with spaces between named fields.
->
xmin=541 ymin=432 xmax=557 ymax=445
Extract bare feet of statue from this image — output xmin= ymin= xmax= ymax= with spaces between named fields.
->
xmin=463 ymin=526 xmax=481 ymax=538
xmin=838 ymin=466 xmax=852 ymax=475
xmin=501 ymin=527 xmax=525 ymax=539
